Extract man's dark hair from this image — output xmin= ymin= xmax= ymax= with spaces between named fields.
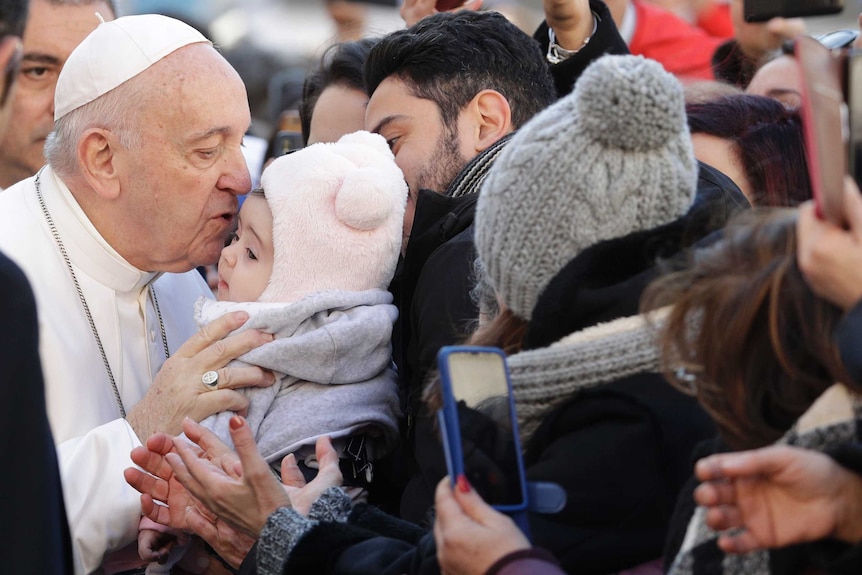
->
xmin=300 ymin=37 xmax=378 ymax=145
xmin=365 ymin=11 xmax=555 ymax=130
xmin=0 ymin=0 xmax=27 ymax=38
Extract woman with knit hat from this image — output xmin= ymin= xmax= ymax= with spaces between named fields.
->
xmin=452 ymin=52 xmax=718 ymax=573
xmin=127 ymin=54 xmax=733 ymax=575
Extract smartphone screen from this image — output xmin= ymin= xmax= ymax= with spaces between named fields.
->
xmin=744 ymin=0 xmax=844 ymax=22
xmin=440 ymin=348 xmax=525 ymax=508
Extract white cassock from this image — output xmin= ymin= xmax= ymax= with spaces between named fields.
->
xmin=0 ymin=166 xmax=212 ymax=573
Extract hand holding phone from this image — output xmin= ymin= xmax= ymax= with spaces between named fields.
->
xmin=796 ymin=35 xmax=848 ymax=225
xmin=437 ymin=346 xmax=529 ymax=519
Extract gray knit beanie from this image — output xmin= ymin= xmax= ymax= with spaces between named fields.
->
xmin=474 ymin=54 xmax=697 ymax=320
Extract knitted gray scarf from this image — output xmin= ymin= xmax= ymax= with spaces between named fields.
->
xmin=507 ymin=310 xmax=667 ymax=443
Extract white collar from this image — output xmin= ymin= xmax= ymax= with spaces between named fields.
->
xmin=39 ymin=166 xmax=159 ymax=293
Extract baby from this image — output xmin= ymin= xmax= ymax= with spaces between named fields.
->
xmin=137 ymin=130 xmax=406 ymax=573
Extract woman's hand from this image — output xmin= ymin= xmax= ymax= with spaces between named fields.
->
xmin=165 ymin=417 xmax=344 ymax=537
xmin=694 ymin=445 xmax=862 ymax=553
xmin=730 ymin=0 xmax=804 ymax=60
xmin=126 ymin=311 xmax=276 ymax=441
xmin=433 ymin=475 xmax=530 ymax=575
xmin=125 ymin=421 xmax=243 ymax=533
xmin=544 ymin=0 xmax=593 ymax=52
xmin=797 ymin=177 xmax=862 ymax=311
xmin=400 ymin=0 xmax=483 ymax=28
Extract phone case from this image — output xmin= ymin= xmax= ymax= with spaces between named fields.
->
xmin=744 ymin=0 xmax=844 ymax=23
xmin=437 ymin=345 xmax=529 ymax=514
xmin=796 ymin=35 xmax=847 ymax=225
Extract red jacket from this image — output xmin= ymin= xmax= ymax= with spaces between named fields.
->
xmin=628 ymin=0 xmax=725 ymax=80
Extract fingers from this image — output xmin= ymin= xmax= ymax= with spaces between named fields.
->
xmin=694 ymin=479 xmax=736 ymax=507
xmin=165 ymin=441 xmax=209 ymax=502
xmin=228 ymin=416 xmax=274 ymax=487
xmin=289 ymin=437 xmax=343 ymax=516
xmin=433 ymin=476 xmax=461 ymax=529
xmin=175 ymin=311 xmax=251 ymax=358
xmin=145 ymin=433 xmax=180 ymax=457
xmin=450 ymin=474 xmax=497 ymax=524
xmin=213 ymin=366 xmax=276 ymax=391
xmin=183 ymin=418 xmax=233 ymax=459
xmin=125 ymin=466 xmax=170 ymax=503
xmin=129 ymin=447 xmax=173 ymax=484
xmin=194 ymin=330 xmax=274 ymax=376
xmin=184 ymin=505 xmax=218 ymax=544
xmin=183 ymin=419 xmax=244 ymax=478
xmin=704 ymin=504 xmax=744 ymax=533
xmin=313 ymin=436 xmax=343 ymax=488
xmin=695 ymin=446 xmax=796 ymax=481
xmin=280 ymin=453 xmax=306 ymax=489
xmin=141 ymin=494 xmax=172 ymax=526
xmin=764 ymin=17 xmax=805 ymax=39
xmin=193 ymin=389 xmax=250 ymax=422
xmin=717 ymin=530 xmax=765 ymax=555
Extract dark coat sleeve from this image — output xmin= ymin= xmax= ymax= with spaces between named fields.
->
xmin=0 ymin=252 xmax=74 ymax=573
xmin=533 ymin=0 xmax=630 ymax=98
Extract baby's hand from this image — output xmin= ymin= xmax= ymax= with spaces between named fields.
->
xmin=138 ymin=528 xmax=177 ymax=564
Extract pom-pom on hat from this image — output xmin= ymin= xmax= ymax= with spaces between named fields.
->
xmin=474 ymin=55 xmax=698 ymax=320
xmin=257 ymin=131 xmax=408 ymax=304
xmin=54 ymin=14 xmax=210 ymax=121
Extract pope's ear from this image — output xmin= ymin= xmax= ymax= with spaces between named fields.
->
xmin=77 ymin=128 xmax=122 ymax=200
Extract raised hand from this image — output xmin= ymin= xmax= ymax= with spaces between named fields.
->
xmin=694 ymin=445 xmax=862 ymax=553
xmin=126 ymin=310 xmax=275 ymax=441
xmin=400 ymin=0 xmax=483 ymax=28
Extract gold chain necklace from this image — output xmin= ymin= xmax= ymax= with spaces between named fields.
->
xmin=35 ymin=169 xmax=170 ymax=418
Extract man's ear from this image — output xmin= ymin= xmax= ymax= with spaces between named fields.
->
xmin=467 ymin=89 xmax=513 ymax=154
xmin=77 ymin=128 xmax=122 ymax=200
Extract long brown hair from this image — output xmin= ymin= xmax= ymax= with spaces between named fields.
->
xmin=642 ymin=209 xmax=853 ymax=450
xmin=422 ymin=307 xmax=528 ymax=413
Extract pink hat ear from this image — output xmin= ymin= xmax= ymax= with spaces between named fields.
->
xmin=335 ymin=166 xmax=396 ymax=231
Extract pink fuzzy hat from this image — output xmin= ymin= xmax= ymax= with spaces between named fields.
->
xmin=257 ymin=131 xmax=408 ymax=303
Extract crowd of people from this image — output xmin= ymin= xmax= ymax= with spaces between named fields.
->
xmin=3 ymin=0 xmax=862 ymax=574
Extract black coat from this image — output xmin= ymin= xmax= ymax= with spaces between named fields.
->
xmin=0 ymin=251 xmax=74 ymax=573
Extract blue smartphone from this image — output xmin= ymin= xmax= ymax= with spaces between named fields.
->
xmin=437 ymin=346 xmax=528 ymax=515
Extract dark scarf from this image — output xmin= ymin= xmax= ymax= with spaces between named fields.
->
xmin=447 ymin=132 xmax=514 ymax=198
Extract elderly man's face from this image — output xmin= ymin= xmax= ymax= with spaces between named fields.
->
xmin=0 ymin=0 xmax=112 ymax=188
xmin=116 ymin=44 xmax=251 ymax=272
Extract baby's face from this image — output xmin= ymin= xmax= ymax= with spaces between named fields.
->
xmin=216 ymin=195 xmax=274 ymax=302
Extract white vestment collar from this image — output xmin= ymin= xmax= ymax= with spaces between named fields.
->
xmin=40 ymin=166 xmax=160 ymax=294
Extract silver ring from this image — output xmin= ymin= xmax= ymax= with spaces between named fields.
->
xmin=202 ymin=370 xmax=219 ymax=389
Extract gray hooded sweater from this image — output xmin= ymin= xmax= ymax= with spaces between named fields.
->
xmin=197 ymin=289 xmax=401 ymax=465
